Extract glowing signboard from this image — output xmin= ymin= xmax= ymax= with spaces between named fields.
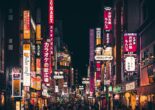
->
xmin=42 ymin=40 xmax=51 ymax=86
xmin=23 ymin=10 xmax=30 ymax=39
xmin=23 ymin=44 xmax=31 ymax=86
xmin=124 ymin=33 xmax=137 ymax=53
xmin=125 ymin=56 xmax=136 ymax=71
xmin=104 ymin=7 xmax=112 ymax=31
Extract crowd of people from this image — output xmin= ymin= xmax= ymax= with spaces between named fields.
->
xmin=28 ymin=100 xmax=100 ymax=110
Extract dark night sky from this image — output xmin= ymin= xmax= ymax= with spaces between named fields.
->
xmin=55 ymin=0 xmax=102 ymax=78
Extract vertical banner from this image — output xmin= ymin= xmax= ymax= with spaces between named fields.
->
xmin=49 ymin=0 xmax=54 ymax=55
xmin=12 ymin=68 xmax=21 ymax=97
xmin=23 ymin=44 xmax=31 ymax=86
xmin=49 ymin=0 xmax=54 ymax=78
xmin=123 ymin=33 xmax=137 ymax=53
xmin=42 ymin=40 xmax=51 ymax=86
xmin=23 ymin=10 xmax=30 ymax=39
xmin=89 ymin=29 xmax=95 ymax=62
xmin=104 ymin=7 xmax=112 ymax=31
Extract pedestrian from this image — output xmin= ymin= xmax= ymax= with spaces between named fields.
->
xmin=43 ymin=105 xmax=48 ymax=110
xmin=29 ymin=103 xmax=34 ymax=110
xmin=35 ymin=103 xmax=39 ymax=110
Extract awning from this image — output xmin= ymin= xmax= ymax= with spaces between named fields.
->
xmin=136 ymin=84 xmax=155 ymax=95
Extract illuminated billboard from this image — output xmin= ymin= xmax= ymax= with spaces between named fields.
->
xmin=12 ymin=68 xmax=21 ymax=97
xmin=95 ymin=47 xmax=113 ymax=61
xmin=53 ymin=71 xmax=64 ymax=79
xmin=124 ymin=54 xmax=138 ymax=81
xmin=36 ymin=24 xmax=41 ymax=41
xmin=42 ymin=40 xmax=51 ymax=86
xmin=23 ymin=44 xmax=31 ymax=86
xmin=124 ymin=54 xmax=137 ymax=72
xmin=31 ymin=76 xmax=41 ymax=90
xmin=104 ymin=7 xmax=112 ymax=31
xmin=96 ymin=61 xmax=101 ymax=81
xmin=23 ymin=10 xmax=30 ymax=39
xmin=125 ymin=56 xmax=136 ymax=71
xmin=96 ymin=28 xmax=101 ymax=45
xmin=124 ymin=33 xmax=137 ymax=53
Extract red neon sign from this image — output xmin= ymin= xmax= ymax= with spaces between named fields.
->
xmin=104 ymin=7 xmax=112 ymax=31
xmin=124 ymin=33 xmax=137 ymax=52
xmin=42 ymin=40 xmax=51 ymax=86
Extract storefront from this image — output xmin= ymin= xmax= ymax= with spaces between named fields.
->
xmin=136 ymin=84 xmax=155 ymax=109
xmin=124 ymin=81 xmax=137 ymax=110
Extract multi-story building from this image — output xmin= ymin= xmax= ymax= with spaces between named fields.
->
xmin=0 ymin=2 xmax=6 ymax=108
xmin=112 ymin=0 xmax=155 ymax=109
xmin=136 ymin=0 xmax=155 ymax=109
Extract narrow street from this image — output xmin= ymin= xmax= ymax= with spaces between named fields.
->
xmin=0 ymin=0 xmax=155 ymax=110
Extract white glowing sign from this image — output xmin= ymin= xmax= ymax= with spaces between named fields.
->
xmin=96 ymin=28 xmax=101 ymax=38
xmin=95 ymin=47 xmax=113 ymax=61
xmin=125 ymin=56 xmax=136 ymax=71
xmin=23 ymin=44 xmax=31 ymax=86
xmin=125 ymin=82 xmax=135 ymax=91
